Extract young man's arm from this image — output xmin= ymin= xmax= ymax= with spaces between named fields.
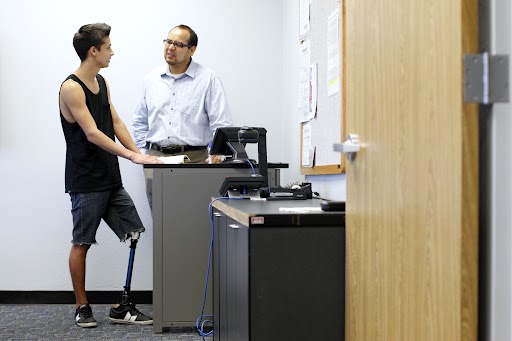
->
xmin=60 ymin=79 xmax=161 ymax=165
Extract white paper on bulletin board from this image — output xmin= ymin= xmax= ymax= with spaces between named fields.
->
xmin=327 ymin=8 xmax=340 ymax=96
xmin=301 ymin=122 xmax=315 ymax=167
xmin=299 ymin=0 xmax=310 ymax=40
xmin=298 ymin=39 xmax=311 ymax=122
xmin=309 ymin=63 xmax=318 ymax=119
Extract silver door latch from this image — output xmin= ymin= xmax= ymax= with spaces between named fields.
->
xmin=333 ymin=134 xmax=360 ymax=161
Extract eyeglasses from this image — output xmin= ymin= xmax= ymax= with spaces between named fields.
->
xmin=163 ymin=39 xmax=192 ymax=49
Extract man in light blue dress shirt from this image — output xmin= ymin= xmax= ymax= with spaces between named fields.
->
xmin=132 ymin=24 xmax=232 ymax=206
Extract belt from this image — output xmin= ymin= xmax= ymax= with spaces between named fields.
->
xmin=146 ymin=142 xmax=205 ymax=154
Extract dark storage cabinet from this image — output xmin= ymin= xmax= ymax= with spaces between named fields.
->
xmin=212 ymin=199 xmax=345 ymax=341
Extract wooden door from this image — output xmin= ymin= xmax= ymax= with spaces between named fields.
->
xmin=344 ymin=0 xmax=479 ymax=340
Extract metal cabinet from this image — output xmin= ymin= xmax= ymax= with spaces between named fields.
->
xmin=150 ymin=164 xmax=285 ymax=332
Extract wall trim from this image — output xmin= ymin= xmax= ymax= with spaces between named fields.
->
xmin=0 ymin=291 xmax=152 ymax=304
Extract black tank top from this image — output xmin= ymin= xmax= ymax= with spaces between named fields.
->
xmin=60 ymin=74 xmax=122 ymax=193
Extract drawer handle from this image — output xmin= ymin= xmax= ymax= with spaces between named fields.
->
xmin=228 ymin=224 xmax=239 ymax=229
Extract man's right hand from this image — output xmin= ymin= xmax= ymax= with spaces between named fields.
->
xmin=130 ymin=153 xmax=163 ymax=164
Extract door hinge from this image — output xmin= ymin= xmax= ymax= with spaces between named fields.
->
xmin=464 ymin=53 xmax=509 ymax=104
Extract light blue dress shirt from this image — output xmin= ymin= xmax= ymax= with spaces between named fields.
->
xmin=132 ymin=59 xmax=232 ymax=149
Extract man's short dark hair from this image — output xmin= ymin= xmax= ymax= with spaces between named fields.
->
xmin=73 ymin=23 xmax=111 ymax=61
xmin=171 ymin=24 xmax=198 ymax=47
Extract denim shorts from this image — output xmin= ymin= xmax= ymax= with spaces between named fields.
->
xmin=69 ymin=187 xmax=145 ymax=245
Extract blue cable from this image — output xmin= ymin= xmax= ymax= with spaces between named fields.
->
xmin=246 ymin=159 xmax=256 ymax=173
xmin=196 ymin=196 xmax=244 ymax=340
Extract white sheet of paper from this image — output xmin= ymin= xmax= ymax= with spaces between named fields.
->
xmin=327 ymin=8 xmax=340 ymax=96
xmin=279 ymin=207 xmax=323 ymax=213
xmin=299 ymin=0 xmax=310 ymax=39
xmin=309 ymin=63 xmax=318 ymax=120
xmin=298 ymin=39 xmax=311 ymax=122
xmin=301 ymin=122 xmax=315 ymax=167
xmin=157 ymin=155 xmax=191 ymax=164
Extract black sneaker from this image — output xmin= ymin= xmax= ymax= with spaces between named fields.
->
xmin=109 ymin=302 xmax=153 ymax=325
xmin=75 ymin=304 xmax=97 ymax=328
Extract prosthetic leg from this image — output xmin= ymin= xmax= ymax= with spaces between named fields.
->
xmin=120 ymin=231 xmax=139 ymax=305
xmin=109 ymin=232 xmax=153 ymax=325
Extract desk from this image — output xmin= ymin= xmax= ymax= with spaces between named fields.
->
xmin=212 ymin=199 xmax=345 ymax=341
xmin=146 ymin=163 xmax=286 ymax=332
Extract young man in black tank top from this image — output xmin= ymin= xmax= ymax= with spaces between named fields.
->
xmin=59 ymin=23 xmax=162 ymax=328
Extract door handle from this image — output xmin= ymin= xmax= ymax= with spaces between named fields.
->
xmin=333 ymin=134 xmax=360 ymax=161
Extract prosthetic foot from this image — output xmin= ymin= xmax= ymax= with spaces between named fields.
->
xmin=109 ymin=232 xmax=153 ymax=325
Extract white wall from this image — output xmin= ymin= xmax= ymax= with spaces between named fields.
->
xmin=0 ymin=0 xmax=306 ymax=291
xmin=281 ymin=0 xmax=303 ymax=186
